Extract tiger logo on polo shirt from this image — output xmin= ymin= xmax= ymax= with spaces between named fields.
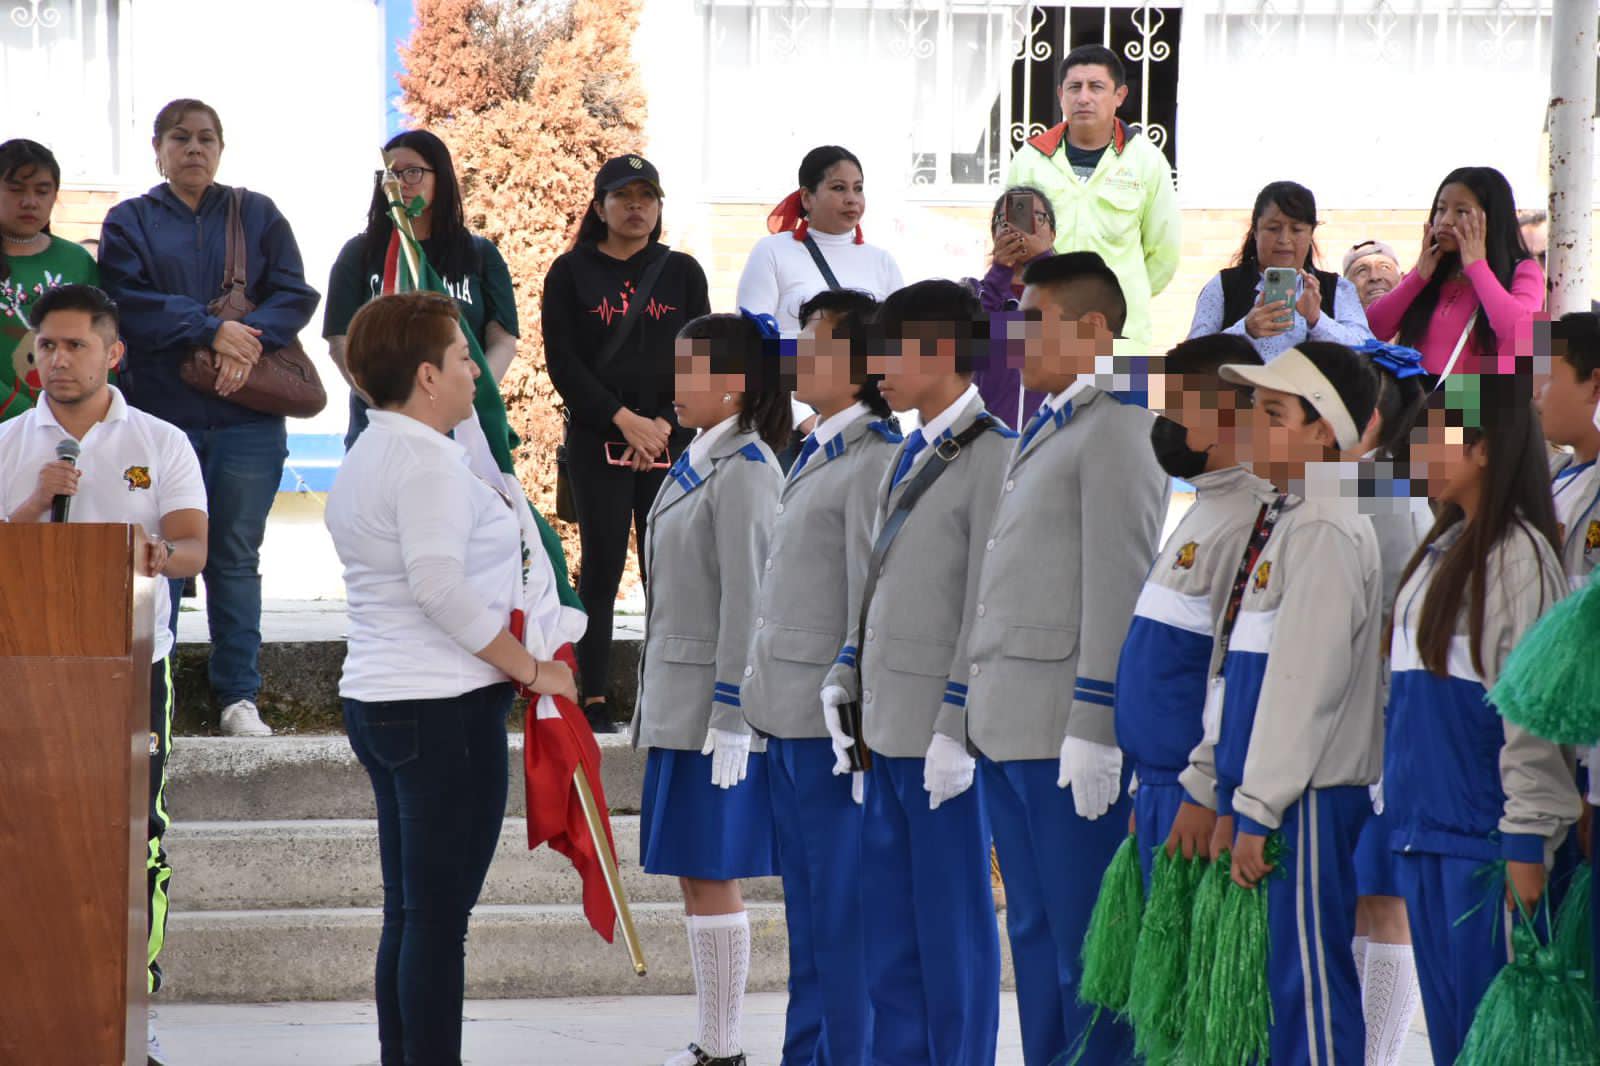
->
xmin=1252 ymin=560 xmax=1271 ymax=593
xmin=123 ymin=466 xmax=151 ymax=491
xmin=1587 ymin=519 xmax=1600 ymax=557
xmin=1173 ymin=541 xmax=1197 ymax=570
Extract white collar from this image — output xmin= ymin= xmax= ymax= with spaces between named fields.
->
xmin=811 ymin=401 xmax=870 ymax=447
xmin=33 ymin=385 xmax=130 ymax=434
xmin=367 ymin=409 xmax=467 ymax=458
xmin=688 ymin=413 xmax=742 ymax=470
xmin=1046 ymin=378 xmax=1091 ymax=413
xmin=804 ymin=227 xmax=859 ymax=247
xmin=916 ymin=383 xmax=978 ymax=443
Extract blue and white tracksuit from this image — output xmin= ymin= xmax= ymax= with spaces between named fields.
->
xmin=1115 ymin=465 xmax=1276 ymax=885
xmin=1383 ymin=519 xmax=1581 ymax=1065
xmin=1181 ymin=493 xmax=1384 ymax=1066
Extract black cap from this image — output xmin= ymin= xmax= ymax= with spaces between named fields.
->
xmin=595 ymin=155 xmax=663 ymax=198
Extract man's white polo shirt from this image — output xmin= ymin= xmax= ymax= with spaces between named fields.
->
xmin=0 ymin=387 xmax=206 ymax=662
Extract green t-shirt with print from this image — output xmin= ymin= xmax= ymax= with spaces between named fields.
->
xmin=1 ymin=237 xmax=100 ymax=421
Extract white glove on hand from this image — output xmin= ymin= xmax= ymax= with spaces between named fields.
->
xmin=924 ymin=732 xmax=976 ymax=811
xmin=1369 ymin=777 xmax=1385 ymax=816
xmin=1057 ymin=736 xmax=1123 ymax=820
xmin=702 ymin=728 xmax=752 ymax=789
xmin=851 ymin=771 xmax=864 ymax=806
xmin=820 ymin=685 xmax=855 ymax=774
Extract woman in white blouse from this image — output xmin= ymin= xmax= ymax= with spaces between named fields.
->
xmin=324 ymin=291 xmax=577 ymax=1066
xmin=1187 ymin=180 xmax=1372 ymax=361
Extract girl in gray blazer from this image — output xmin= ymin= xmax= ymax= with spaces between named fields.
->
xmin=635 ymin=312 xmax=791 ymax=1066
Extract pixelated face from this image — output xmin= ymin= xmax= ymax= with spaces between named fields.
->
xmin=1241 ymin=385 xmax=1336 ymax=485
xmin=867 ymin=325 xmax=960 ymax=414
xmin=1407 ymin=403 xmax=1484 ymax=507
xmin=1058 ymin=63 xmax=1128 ymax=134
xmin=672 ymin=337 xmax=744 ymax=429
xmin=1253 ymin=203 xmax=1314 ymax=270
xmin=1534 ymin=342 xmax=1600 ymax=449
xmin=795 ymin=310 xmax=857 ymax=409
xmin=0 ymin=163 xmax=57 ymax=241
xmin=801 ymin=161 xmax=865 ymax=237
xmin=1160 ymin=374 xmax=1248 ymax=460
xmin=1429 ymin=183 xmax=1483 ymax=253
xmin=33 ymin=309 xmax=122 ymax=405
xmin=1345 ymin=253 xmax=1401 ymax=308
xmin=1016 ymin=285 xmax=1103 ymax=392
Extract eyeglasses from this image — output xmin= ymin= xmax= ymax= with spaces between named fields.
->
xmin=393 ymin=166 xmax=435 ymax=185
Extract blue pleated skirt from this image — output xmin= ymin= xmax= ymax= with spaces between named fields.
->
xmin=639 ymin=747 xmax=778 ymax=880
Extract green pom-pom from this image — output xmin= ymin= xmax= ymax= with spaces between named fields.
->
xmin=1181 ymin=851 xmax=1231 ymax=1066
xmin=1079 ymin=834 xmax=1145 ymax=1013
xmin=1553 ymin=864 xmax=1594 ymax=981
xmin=1202 ymin=835 xmax=1283 ymax=1066
xmin=1458 ymin=920 xmax=1600 ymax=1065
xmin=1128 ymin=848 xmax=1204 ymax=1062
xmin=1488 ymin=577 xmax=1600 ymax=745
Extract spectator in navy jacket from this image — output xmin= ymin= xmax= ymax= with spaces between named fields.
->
xmin=98 ymin=98 xmax=320 ymax=738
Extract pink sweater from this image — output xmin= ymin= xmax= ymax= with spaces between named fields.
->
xmin=1364 ymin=259 xmax=1545 ymax=375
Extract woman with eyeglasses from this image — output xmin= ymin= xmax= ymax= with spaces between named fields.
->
xmin=966 ymin=184 xmax=1056 ymax=429
xmin=323 ymin=130 xmax=520 ymax=449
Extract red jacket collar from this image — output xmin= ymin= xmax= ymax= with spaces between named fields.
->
xmin=1026 ymin=119 xmax=1129 ymax=159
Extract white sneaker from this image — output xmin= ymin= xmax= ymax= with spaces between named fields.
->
xmin=219 ymin=699 xmax=273 ymax=737
xmin=147 ymin=1010 xmax=167 ymax=1065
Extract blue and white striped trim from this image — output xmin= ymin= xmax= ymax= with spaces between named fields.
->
xmin=712 ymin=681 xmax=742 ymax=708
xmin=670 ymin=462 xmax=704 ymax=493
xmin=834 ymin=644 xmax=859 ymax=668
xmin=1389 ymin=626 xmax=1483 ymax=684
xmin=943 ymin=680 xmax=970 ymax=708
xmin=737 ymin=442 xmax=768 ymax=463
xmin=1074 ymin=676 xmax=1115 ymax=707
xmin=1132 ymin=581 xmax=1214 ymax=636
xmin=1230 ymin=609 xmax=1277 ymax=655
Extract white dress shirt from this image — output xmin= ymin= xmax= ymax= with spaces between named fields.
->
xmin=900 ymin=383 xmax=979 ymax=480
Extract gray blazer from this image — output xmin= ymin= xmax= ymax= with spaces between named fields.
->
xmin=820 ymin=392 xmax=1017 ymax=758
xmin=743 ymin=412 xmax=902 ymax=739
xmin=965 ymin=387 xmax=1169 ymax=759
xmin=632 ymin=427 xmax=782 ymax=751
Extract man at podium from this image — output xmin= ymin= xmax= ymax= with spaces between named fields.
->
xmin=0 ymin=284 xmax=207 ymax=1061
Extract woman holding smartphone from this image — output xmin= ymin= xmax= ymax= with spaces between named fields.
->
xmin=967 ymin=185 xmax=1054 ymax=429
xmin=1187 ymin=180 xmax=1372 ymax=361
xmin=543 ymin=155 xmax=710 ymax=733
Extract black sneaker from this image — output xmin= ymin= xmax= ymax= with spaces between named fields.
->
xmin=584 ymin=701 xmax=618 ymax=734
xmin=686 ymin=1046 xmax=745 ymax=1066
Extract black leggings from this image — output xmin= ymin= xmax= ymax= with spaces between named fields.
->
xmin=567 ymin=424 xmax=674 ymax=701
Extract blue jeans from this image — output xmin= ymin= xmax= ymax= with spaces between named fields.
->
xmin=344 ymin=682 xmax=512 ymax=1066
xmin=168 ymin=419 xmax=286 ymax=705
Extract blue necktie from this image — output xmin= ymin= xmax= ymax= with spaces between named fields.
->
xmin=890 ymin=429 xmax=927 ymax=488
xmin=790 ymin=433 xmax=821 ymax=477
xmin=1020 ymin=403 xmax=1053 ymax=450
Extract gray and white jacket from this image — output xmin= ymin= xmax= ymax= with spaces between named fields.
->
xmin=1552 ymin=452 xmax=1600 ymax=590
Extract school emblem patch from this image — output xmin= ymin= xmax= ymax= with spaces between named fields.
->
xmin=1252 ymin=561 xmax=1271 ymax=592
xmin=1173 ymin=542 xmax=1198 ymax=570
xmin=1586 ymin=519 xmax=1600 ymax=556
xmin=123 ymin=466 xmax=151 ymax=491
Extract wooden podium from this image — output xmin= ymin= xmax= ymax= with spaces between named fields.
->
xmin=0 ymin=524 xmax=154 ymax=1066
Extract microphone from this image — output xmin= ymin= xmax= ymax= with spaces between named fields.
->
xmin=51 ymin=438 xmax=80 ymax=523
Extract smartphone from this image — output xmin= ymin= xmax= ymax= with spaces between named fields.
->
xmin=1005 ymin=190 xmax=1035 ymax=234
xmin=1261 ymin=267 xmax=1298 ymax=312
xmin=605 ymin=441 xmax=671 ymax=469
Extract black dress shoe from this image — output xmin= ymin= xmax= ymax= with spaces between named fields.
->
xmin=685 ymin=1045 xmax=745 ymax=1066
xmin=584 ymin=701 xmax=618 ymax=734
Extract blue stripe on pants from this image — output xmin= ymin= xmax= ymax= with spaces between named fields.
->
xmin=1132 ymin=769 xmax=1186 ymax=890
xmin=767 ymin=737 xmax=869 ymax=1065
xmin=862 ymin=754 xmax=999 ymax=1066
xmin=1263 ymin=787 xmax=1368 ymax=1066
xmin=1396 ymin=848 xmax=1548 ymax=1065
xmin=982 ymin=757 xmax=1134 ymax=1066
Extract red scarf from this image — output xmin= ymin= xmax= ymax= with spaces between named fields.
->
xmin=766 ymin=189 xmax=864 ymax=244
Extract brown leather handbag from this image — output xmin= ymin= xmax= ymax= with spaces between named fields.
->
xmin=179 ymin=186 xmax=327 ymax=418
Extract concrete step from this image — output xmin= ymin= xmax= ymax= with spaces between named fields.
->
xmin=161 ymin=903 xmax=1017 ymax=1003
xmin=164 ymin=817 xmax=783 ymax=910
xmin=164 ymin=734 xmax=649 ymax=820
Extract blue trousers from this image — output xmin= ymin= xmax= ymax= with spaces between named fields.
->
xmin=862 ymin=754 xmax=999 ymax=1066
xmin=1132 ymin=768 xmax=1186 ymax=890
xmin=169 ymin=419 xmax=287 ymax=705
xmin=1396 ymin=849 xmax=1549 ymax=1066
xmin=983 ymin=757 xmax=1134 ymax=1066
xmin=767 ymin=737 xmax=869 ymax=1065
xmin=344 ymin=682 xmax=512 ymax=1066
xmin=1259 ymin=787 xmax=1368 ymax=1066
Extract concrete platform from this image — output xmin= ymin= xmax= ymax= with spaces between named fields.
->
xmin=164 ymin=817 xmax=783 ymax=910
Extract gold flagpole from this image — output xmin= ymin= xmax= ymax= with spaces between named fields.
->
xmin=572 ymin=763 xmax=648 ymax=975
xmin=379 ymin=153 xmax=423 ymax=284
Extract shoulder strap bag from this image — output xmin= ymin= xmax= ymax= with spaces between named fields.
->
xmin=802 ymin=234 xmax=842 ymax=291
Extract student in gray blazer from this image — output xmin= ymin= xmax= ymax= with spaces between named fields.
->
xmin=633 ymin=313 xmax=792 ymax=1066
xmin=742 ymin=289 xmax=902 ymax=1064
xmin=818 ymin=280 xmax=1015 ymax=1066
xmin=964 ymin=253 xmax=1169 ymax=1066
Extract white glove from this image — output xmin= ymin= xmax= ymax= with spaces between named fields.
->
xmin=923 ymin=732 xmax=976 ymax=810
xmin=1057 ymin=736 xmax=1123 ymax=820
xmin=820 ymin=685 xmax=855 ymax=774
xmin=851 ymin=771 xmax=864 ymax=806
xmin=1369 ymin=777 xmax=1385 ymax=816
xmin=702 ymin=728 xmax=752 ymax=789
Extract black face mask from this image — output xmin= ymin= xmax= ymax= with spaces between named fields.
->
xmin=1150 ymin=416 xmax=1211 ymax=480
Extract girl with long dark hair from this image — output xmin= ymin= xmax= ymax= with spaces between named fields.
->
xmin=1187 ymin=180 xmax=1372 ymax=361
xmin=634 ymin=312 xmax=791 ymax=1066
xmin=1365 ymin=166 xmax=1544 ymax=376
xmin=323 ymin=130 xmax=520 ymax=449
xmin=0 ymin=139 xmax=98 ymax=421
xmin=1382 ymin=375 xmax=1580 ymax=1064
xmin=542 ymin=155 xmax=710 ymax=733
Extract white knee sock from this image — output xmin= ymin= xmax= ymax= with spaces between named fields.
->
xmin=686 ymin=911 xmax=750 ymax=1059
xmin=1352 ymin=934 xmax=1369 ymax=989
xmin=1362 ymin=941 xmax=1421 ymax=1066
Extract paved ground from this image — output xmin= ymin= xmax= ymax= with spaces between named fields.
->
xmin=153 ymin=993 xmax=1433 ymax=1065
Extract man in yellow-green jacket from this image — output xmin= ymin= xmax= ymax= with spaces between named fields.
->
xmin=1006 ymin=44 xmax=1180 ymax=347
